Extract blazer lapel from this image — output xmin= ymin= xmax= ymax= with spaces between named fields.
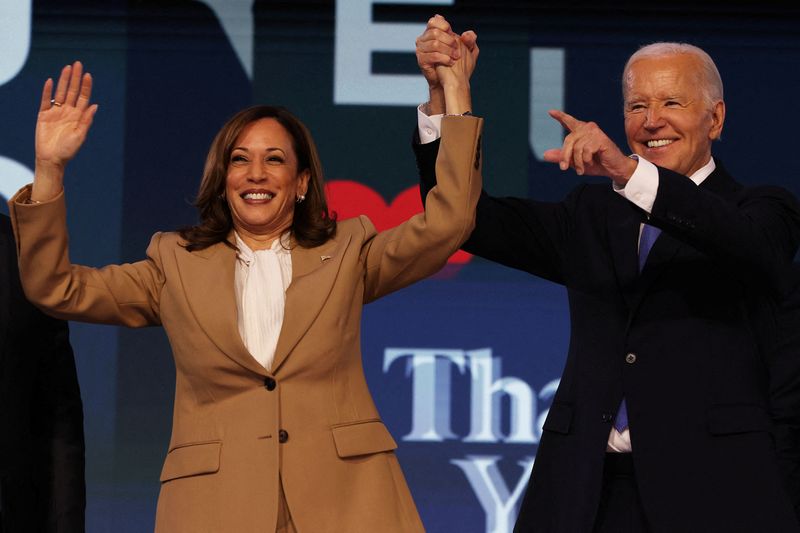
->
xmin=270 ymin=234 xmax=351 ymax=373
xmin=696 ymin=163 xmax=740 ymax=199
xmin=607 ymin=194 xmax=644 ymax=309
xmin=175 ymin=239 xmax=267 ymax=377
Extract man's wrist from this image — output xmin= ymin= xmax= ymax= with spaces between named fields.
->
xmin=427 ymin=85 xmax=445 ymax=116
xmin=617 ymin=157 xmax=639 ymax=185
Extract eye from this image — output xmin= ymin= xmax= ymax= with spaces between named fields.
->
xmin=230 ymin=154 xmax=248 ymax=164
xmin=627 ymin=103 xmax=646 ymax=112
xmin=665 ymin=100 xmax=680 ymax=107
xmin=266 ymin=155 xmax=284 ymax=164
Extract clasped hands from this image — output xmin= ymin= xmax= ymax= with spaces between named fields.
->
xmin=415 ymin=15 xmax=478 ymax=117
xmin=416 ymin=15 xmax=636 ymax=185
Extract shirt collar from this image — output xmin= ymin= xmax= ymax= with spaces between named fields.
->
xmin=235 ymin=232 xmax=291 ymax=266
xmin=688 ymin=157 xmax=716 ymax=186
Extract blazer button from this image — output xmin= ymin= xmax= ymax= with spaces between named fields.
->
xmin=625 ymin=353 xmax=637 ymax=364
xmin=601 ymin=413 xmax=613 ymax=423
xmin=264 ymin=377 xmax=276 ymax=391
xmin=279 ymin=429 xmax=289 ymax=443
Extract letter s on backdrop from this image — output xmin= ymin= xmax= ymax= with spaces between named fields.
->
xmin=0 ymin=2 xmax=31 ymax=85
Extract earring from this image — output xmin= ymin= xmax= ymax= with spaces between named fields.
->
xmin=296 ymin=194 xmax=306 ymax=204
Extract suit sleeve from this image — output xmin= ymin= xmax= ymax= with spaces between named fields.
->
xmin=650 ymin=168 xmax=800 ymax=294
xmin=359 ymin=116 xmax=482 ymax=303
xmin=415 ymin=129 xmax=577 ymax=284
xmin=8 ymin=185 xmax=165 ymax=326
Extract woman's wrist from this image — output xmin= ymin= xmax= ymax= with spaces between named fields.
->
xmin=31 ymin=160 xmax=65 ymax=202
xmin=30 ymin=182 xmax=63 ymax=203
xmin=442 ymin=81 xmax=472 ymax=116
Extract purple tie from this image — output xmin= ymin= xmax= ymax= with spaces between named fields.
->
xmin=614 ymin=223 xmax=662 ymax=432
xmin=638 ymin=223 xmax=662 ymax=272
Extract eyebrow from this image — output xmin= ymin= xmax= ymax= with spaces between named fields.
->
xmin=231 ymin=146 xmax=287 ymax=154
xmin=625 ymin=94 xmax=686 ymax=104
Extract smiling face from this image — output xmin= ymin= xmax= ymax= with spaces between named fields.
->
xmin=225 ymin=117 xmax=309 ymax=249
xmin=623 ymin=53 xmax=725 ymax=177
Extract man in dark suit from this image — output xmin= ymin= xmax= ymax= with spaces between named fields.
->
xmin=0 ymin=212 xmax=85 ymax=532
xmin=415 ymin=16 xmax=800 ymax=533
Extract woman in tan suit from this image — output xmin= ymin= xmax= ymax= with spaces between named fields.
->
xmin=9 ymin=31 xmax=481 ymax=533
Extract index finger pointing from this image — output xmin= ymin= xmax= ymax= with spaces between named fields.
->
xmin=548 ymin=109 xmax=582 ymax=132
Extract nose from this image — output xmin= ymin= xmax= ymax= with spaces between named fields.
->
xmin=644 ymin=106 xmax=665 ymax=130
xmin=248 ymin=160 xmax=267 ymax=181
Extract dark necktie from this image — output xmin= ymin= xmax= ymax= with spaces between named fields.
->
xmin=614 ymin=223 xmax=662 ymax=433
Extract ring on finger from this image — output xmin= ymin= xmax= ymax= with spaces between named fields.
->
xmin=50 ymin=99 xmax=62 ymax=107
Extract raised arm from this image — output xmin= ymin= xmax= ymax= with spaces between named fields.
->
xmin=32 ymin=61 xmax=98 ymax=202
xmin=9 ymin=63 xmax=164 ymax=327
xmin=360 ymin=33 xmax=482 ymax=302
xmin=543 ymin=109 xmax=800 ymax=290
xmin=414 ymin=19 xmax=573 ymax=282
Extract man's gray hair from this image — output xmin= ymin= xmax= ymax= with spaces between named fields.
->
xmin=622 ymin=42 xmax=724 ymax=108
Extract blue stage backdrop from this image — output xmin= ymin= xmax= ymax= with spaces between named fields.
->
xmin=1 ymin=2 xmax=799 ymax=531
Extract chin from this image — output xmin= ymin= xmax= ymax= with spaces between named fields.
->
xmin=649 ymin=155 xmax=675 ymax=169
xmin=233 ymin=214 xmax=273 ymax=230
xmin=243 ymin=219 xmax=278 ymax=231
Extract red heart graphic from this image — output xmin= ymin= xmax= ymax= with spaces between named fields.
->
xmin=324 ymin=180 xmax=472 ymax=265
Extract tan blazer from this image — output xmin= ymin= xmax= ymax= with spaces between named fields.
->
xmin=10 ymin=116 xmax=483 ymax=533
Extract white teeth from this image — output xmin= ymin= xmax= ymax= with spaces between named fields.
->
xmin=243 ymin=192 xmax=274 ymax=200
xmin=647 ymin=139 xmax=673 ymax=148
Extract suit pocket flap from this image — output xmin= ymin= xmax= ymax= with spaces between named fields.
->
xmin=331 ymin=420 xmax=397 ymax=458
xmin=707 ymin=404 xmax=770 ymax=435
xmin=542 ymin=403 xmax=573 ymax=435
xmin=160 ymin=440 xmax=221 ymax=482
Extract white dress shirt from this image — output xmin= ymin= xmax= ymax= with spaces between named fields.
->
xmin=233 ymin=233 xmax=292 ymax=370
xmin=418 ymin=105 xmax=717 ymax=452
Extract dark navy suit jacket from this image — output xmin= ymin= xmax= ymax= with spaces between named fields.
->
xmin=417 ymin=137 xmax=800 ymax=533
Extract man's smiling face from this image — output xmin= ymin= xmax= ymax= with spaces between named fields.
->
xmin=623 ymin=53 xmax=725 ymax=177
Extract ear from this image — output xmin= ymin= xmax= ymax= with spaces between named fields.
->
xmin=297 ymin=169 xmax=311 ymax=197
xmin=708 ymin=100 xmax=725 ymax=141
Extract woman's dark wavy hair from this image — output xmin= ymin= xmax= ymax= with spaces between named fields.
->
xmin=179 ymin=105 xmax=337 ymax=251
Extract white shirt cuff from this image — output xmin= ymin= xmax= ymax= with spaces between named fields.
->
xmin=613 ymin=156 xmax=659 ymax=214
xmin=417 ymin=104 xmax=443 ymax=144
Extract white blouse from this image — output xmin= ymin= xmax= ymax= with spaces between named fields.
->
xmin=233 ymin=233 xmax=292 ymax=370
